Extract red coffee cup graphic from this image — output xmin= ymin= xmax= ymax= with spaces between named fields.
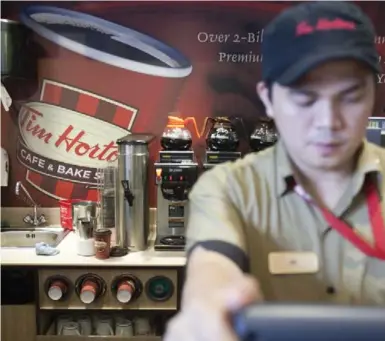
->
xmin=18 ymin=6 xmax=192 ymax=203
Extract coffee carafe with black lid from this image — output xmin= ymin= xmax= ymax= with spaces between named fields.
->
xmin=250 ymin=117 xmax=278 ymax=152
xmin=203 ymin=116 xmax=241 ymax=152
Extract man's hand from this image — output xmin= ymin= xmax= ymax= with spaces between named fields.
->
xmin=164 ymin=275 xmax=261 ymax=341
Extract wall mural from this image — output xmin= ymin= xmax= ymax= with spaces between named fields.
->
xmin=1 ymin=1 xmax=385 ymax=207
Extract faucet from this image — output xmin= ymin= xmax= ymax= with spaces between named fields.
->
xmin=15 ymin=181 xmax=46 ymax=226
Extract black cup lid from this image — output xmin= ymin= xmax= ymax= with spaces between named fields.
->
xmin=117 ymin=133 xmax=155 ymax=145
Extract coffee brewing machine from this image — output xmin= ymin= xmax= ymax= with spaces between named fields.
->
xmin=154 ymin=116 xmax=199 ymax=251
xmin=202 ymin=117 xmax=243 ymax=170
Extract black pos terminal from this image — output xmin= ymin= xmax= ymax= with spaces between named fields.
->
xmin=233 ymin=304 xmax=385 ymax=341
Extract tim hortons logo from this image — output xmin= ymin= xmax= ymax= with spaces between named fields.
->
xmin=296 ymin=18 xmax=356 ymax=36
xmin=17 ymin=80 xmax=137 ymax=186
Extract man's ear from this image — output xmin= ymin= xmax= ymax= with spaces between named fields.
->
xmin=257 ymin=81 xmax=274 ymax=119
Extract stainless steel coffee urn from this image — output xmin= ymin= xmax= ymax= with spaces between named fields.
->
xmin=115 ymin=134 xmax=154 ymax=251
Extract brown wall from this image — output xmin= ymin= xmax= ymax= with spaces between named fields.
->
xmin=2 ymin=1 xmax=385 ymax=207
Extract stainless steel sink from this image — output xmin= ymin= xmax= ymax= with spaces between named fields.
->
xmin=1 ymin=226 xmax=70 ymax=248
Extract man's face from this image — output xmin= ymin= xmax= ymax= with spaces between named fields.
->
xmin=258 ymin=60 xmax=376 ymax=171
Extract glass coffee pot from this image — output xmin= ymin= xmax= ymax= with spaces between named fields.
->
xmin=202 ymin=117 xmax=242 ymax=152
xmin=160 ymin=115 xmax=192 ymax=151
xmin=250 ymin=118 xmax=278 ymax=152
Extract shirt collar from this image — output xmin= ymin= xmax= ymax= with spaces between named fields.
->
xmin=275 ymin=139 xmax=382 ymax=197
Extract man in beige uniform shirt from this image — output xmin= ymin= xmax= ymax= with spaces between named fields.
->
xmin=165 ymin=2 xmax=385 ymax=341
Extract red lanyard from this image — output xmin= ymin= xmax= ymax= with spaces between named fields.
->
xmin=294 ymin=178 xmax=385 ymax=260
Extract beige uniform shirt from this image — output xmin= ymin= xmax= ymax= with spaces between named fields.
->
xmin=186 ymin=140 xmax=385 ymax=305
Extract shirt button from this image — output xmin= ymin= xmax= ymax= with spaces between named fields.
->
xmin=326 ymin=286 xmax=336 ymax=294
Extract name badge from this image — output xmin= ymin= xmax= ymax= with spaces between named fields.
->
xmin=268 ymin=252 xmax=319 ymax=275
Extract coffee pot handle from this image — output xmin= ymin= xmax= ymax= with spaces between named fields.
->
xmin=121 ymin=180 xmax=135 ymax=207
xmin=183 ymin=116 xmax=214 ymax=139
xmin=231 ymin=116 xmax=248 ymax=141
xmin=200 ymin=117 xmax=214 ymax=139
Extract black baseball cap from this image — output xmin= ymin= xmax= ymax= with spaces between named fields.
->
xmin=262 ymin=1 xmax=381 ymax=85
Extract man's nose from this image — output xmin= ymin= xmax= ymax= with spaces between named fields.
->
xmin=315 ymin=100 xmax=343 ymax=130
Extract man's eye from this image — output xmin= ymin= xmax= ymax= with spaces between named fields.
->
xmin=342 ymin=94 xmax=363 ymax=103
xmin=294 ymin=96 xmax=315 ymax=107
xmin=298 ymin=100 xmax=315 ymax=107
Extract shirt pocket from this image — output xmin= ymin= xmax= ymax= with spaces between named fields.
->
xmin=269 ymin=273 xmax=330 ymax=302
xmin=250 ymin=230 xmax=328 ymax=302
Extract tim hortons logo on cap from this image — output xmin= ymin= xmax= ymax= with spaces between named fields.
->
xmin=17 ymin=79 xmax=138 ymax=201
xmin=296 ymin=18 xmax=356 ymax=36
